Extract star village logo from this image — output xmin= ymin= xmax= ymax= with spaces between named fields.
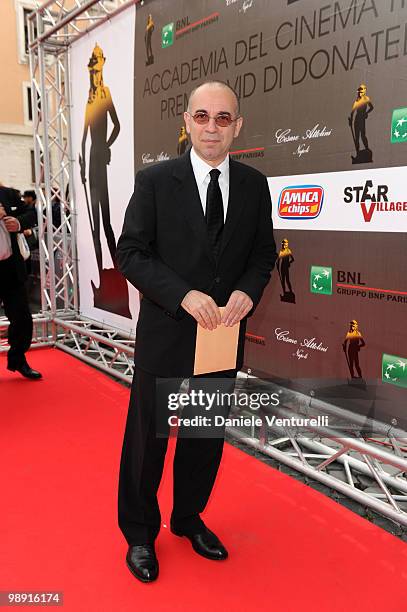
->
xmin=390 ymin=108 xmax=407 ymax=144
xmin=343 ymin=180 xmax=407 ymax=222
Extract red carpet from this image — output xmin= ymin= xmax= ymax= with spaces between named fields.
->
xmin=0 ymin=348 xmax=406 ymax=611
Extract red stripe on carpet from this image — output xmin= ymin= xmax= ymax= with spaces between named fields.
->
xmin=0 ymin=348 xmax=406 ymax=611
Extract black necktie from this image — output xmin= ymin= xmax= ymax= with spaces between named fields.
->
xmin=205 ymin=169 xmax=224 ymax=258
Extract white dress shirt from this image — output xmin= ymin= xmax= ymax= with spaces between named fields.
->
xmin=190 ymin=147 xmax=230 ymax=222
xmin=0 ymin=220 xmax=12 ymax=261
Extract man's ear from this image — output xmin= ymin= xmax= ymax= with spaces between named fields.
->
xmin=184 ymin=112 xmax=191 ymax=135
xmin=234 ymin=116 xmax=243 ymax=138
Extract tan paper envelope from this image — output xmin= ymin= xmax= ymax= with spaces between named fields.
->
xmin=193 ymin=307 xmax=240 ymax=375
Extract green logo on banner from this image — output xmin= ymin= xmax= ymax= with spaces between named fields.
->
xmin=162 ymin=23 xmax=174 ymax=48
xmin=382 ymin=354 xmax=407 ymax=388
xmin=390 ymin=108 xmax=407 ymax=143
xmin=310 ymin=266 xmax=332 ymax=295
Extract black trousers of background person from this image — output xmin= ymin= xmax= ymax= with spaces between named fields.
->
xmin=118 ymin=367 xmax=236 ymax=545
xmin=0 ymin=257 xmax=33 ymax=369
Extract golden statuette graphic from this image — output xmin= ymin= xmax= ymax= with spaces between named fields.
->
xmin=79 ymin=43 xmax=130 ymax=318
xmin=342 ymin=319 xmax=366 ymax=381
xmin=145 ymin=14 xmax=155 ymax=66
xmin=277 ymin=238 xmax=295 ymax=303
xmin=177 ymin=126 xmax=189 ymax=156
xmin=348 ymin=83 xmax=374 ymax=165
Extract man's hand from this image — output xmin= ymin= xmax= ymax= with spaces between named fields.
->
xmin=181 ymin=290 xmax=221 ymax=330
xmin=222 ymin=290 xmax=253 ymax=327
xmin=3 ymin=216 xmax=20 ymax=232
xmin=23 ymin=229 xmax=32 ymax=237
xmin=0 ymin=204 xmax=6 ymax=220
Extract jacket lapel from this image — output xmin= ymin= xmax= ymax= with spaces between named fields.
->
xmin=172 ymin=151 xmax=216 ymax=265
xmin=218 ymin=158 xmax=246 ymax=258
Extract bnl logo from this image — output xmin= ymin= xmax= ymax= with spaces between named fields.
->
xmin=162 ymin=23 xmax=174 ymax=48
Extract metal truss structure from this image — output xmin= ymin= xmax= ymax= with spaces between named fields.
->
xmin=229 ymin=375 xmax=407 ymax=527
xmin=25 ymin=0 xmax=407 ymax=530
xmin=53 ymin=315 xmax=135 ymax=382
xmin=28 ymin=0 xmax=138 ymax=318
xmin=0 ymin=313 xmax=53 ymax=351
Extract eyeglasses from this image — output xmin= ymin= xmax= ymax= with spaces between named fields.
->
xmin=188 ymin=111 xmax=240 ymax=127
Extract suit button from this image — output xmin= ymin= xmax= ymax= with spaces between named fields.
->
xmin=215 ymin=277 xmax=220 ymax=284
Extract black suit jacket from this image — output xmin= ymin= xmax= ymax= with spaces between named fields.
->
xmin=0 ymin=186 xmax=38 ymax=282
xmin=117 ymin=150 xmax=277 ymax=377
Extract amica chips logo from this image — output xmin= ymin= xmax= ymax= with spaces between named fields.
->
xmin=278 ymin=185 xmax=324 ymax=220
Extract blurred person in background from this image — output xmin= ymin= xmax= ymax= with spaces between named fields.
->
xmin=22 ymin=190 xmax=39 ymax=262
xmin=22 ymin=189 xmax=37 ymax=210
xmin=22 ymin=190 xmax=40 ymax=306
xmin=0 ymin=183 xmax=42 ymax=379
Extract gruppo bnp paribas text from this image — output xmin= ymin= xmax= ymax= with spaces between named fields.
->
xmin=141 ymin=0 xmax=407 ymax=120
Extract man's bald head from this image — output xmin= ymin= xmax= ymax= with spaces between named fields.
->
xmin=184 ymin=80 xmax=243 ymax=167
xmin=187 ymin=81 xmax=240 ymax=116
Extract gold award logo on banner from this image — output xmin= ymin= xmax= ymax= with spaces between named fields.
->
xmin=79 ymin=43 xmax=130 ymax=318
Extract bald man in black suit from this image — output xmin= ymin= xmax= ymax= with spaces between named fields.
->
xmin=117 ymin=81 xmax=277 ymax=582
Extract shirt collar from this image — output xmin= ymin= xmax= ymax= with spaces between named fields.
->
xmin=190 ymin=146 xmax=229 ymax=185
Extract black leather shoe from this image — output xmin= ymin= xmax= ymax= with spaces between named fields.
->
xmin=7 ymin=363 xmax=42 ymax=379
xmin=171 ymin=526 xmax=228 ymax=560
xmin=126 ymin=545 xmax=159 ymax=582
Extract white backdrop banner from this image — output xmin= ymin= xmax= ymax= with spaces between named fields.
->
xmin=269 ymin=166 xmax=407 ymax=232
xmin=70 ymin=5 xmax=139 ymax=333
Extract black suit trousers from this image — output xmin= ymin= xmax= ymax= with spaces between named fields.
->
xmin=0 ymin=257 xmax=33 ymax=368
xmin=118 ymin=367 xmax=236 ymax=545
